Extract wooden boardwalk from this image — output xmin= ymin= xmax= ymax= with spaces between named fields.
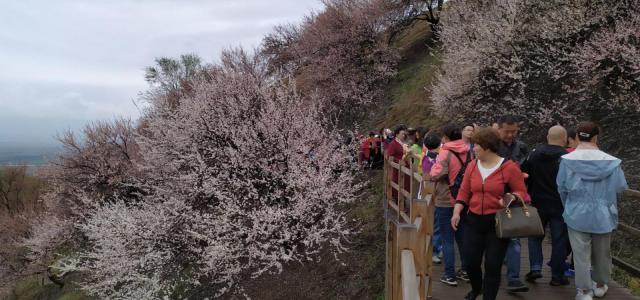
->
xmin=430 ymin=237 xmax=640 ymax=300
xmin=382 ymin=154 xmax=640 ymax=300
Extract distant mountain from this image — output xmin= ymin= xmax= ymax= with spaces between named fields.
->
xmin=0 ymin=143 xmax=61 ymax=166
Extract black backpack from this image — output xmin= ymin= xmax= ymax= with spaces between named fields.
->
xmin=449 ymin=151 xmax=472 ymax=199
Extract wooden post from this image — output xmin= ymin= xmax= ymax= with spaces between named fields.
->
xmin=384 ymin=152 xmax=437 ymax=300
xmin=384 ymin=153 xmax=390 ymax=208
xmin=384 ymin=154 xmax=390 ymax=300
xmin=401 ymin=250 xmax=420 ymax=300
xmin=397 ymin=158 xmax=404 ymax=222
xmin=408 ymin=156 xmax=415 ymax=223
xmin=386 ymin=220 xmax=395 ymax=300
xmin=425 ymin=195 xmax=435 ymax=298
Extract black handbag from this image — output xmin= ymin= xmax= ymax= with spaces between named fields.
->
xmin=495 ymin=193 xmax=544 ymax=239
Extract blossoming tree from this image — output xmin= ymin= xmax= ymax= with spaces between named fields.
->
xmin=432 ymin=0 xmax=640 ymax=137
xmin=27 ymin=50 xmax=360 ymax=299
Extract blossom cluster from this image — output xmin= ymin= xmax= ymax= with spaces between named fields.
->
xmin=432 ymin=0 xmax=640 ymax=135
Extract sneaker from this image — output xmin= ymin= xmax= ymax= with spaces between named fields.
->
xmin=464 ymin=290 xmax=479 ymax=300
xmin=525 ymin=270 xmax=543 ymax=282
xmin=565 ymin=268 xmax=575 ymax=278
xmin=437 ymin=250 xmax=444 ymax=259
xmin=440 ymin=275 xmax=458 ymax=286
xmin=456 ymin=270 xmax=470 ymax=282
xmin=592 ymin=282 xmax=608 ymax=298
xmin=550 ymin=276 xmax=570 ymax=286
xmin=432 ymin=255 xmax=442 ymax=264
xmin=507 ymin=280 xmax=529 ymax=293
xmin=576 ymin=289 xmax=594 ymax=300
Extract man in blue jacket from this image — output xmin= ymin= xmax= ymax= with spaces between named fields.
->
xmin=556 ymin=121 xmax=628 ymax=300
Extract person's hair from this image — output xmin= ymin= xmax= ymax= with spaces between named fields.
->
xmin=462 ymin=123 xmax=475 ymax=130
xmin=423 ymin=133 xmax=442 ymax=151
xmin=471 ymin=127 xmax=501 ymax=153
xmin=441 ymin=123 xmax=462 ymax=141
xmin=497 ymin=115 xmax=519 ymax=127
xmin=576 ymin=121 xmax=600 ymax=142
xmin=567 ymin=127 xmax=577 ymax=140
xmin=393 ymin=124 xmax=408 ymax=135
xmin=415 ymin=127 xmax=429 ymax=146
xmin=368 ymin=131 xmax=375 ymax=137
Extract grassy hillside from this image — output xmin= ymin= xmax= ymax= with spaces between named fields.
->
xmin=371 ymin=20 xmax=443 ymax=131
xmin=7 ymin=274 xmax=88 ymax=300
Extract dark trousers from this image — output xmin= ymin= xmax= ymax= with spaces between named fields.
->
xmin=528 ymin=211 xmax=569 ymax=279
xmin=464 ymin=212 xmax=509 ymax=300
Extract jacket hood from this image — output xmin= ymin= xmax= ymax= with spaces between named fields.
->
xmin=442 ymin=139 xmax=470 ymax=154
xmin=535 ymin=144 xmax=567 ymax=161
xmin=561 ymin=149 xmax=621 ymax=181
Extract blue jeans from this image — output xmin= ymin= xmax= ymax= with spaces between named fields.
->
xmin=506 ymin=239 xmax=521 ymax=282
xmin=528 ymin=212 xmax=569 ymax=279
xmin=433 ymin=209 xmax=442 ymax=254
xmin=436 ymin=207 xmax=466 ymax=278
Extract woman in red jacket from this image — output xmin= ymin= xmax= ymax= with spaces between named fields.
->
xmin=451 ymin=128 xmax=528 ymax=300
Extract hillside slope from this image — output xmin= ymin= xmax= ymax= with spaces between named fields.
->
xmin=371 ymin=20 xmax=442 ymax=131
xmin=7 ymin=20 xmax=442 ymax=300
xmin=242 ymin=21 xmax=443 ymax=299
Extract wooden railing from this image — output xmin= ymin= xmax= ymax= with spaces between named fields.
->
xmin=613 ymin=189 xmax=640 ymax=277
xmin=383 ymin=152 xmax=434 ymax=300
xmin=382 ymin=149 xmax=640 ymax=299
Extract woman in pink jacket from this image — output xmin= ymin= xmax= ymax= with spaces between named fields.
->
xmin=429 ymin=123 xmax=473 ymax=285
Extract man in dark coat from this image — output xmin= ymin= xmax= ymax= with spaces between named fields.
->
xmin=522 ymin=125 xmax=570 ymax=286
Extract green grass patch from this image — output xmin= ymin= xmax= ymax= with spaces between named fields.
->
xmin=9 ymin=272 xmax=90 ymax=300
xmin=381 ymin=48 xmax=442 ymax=129
xmin=11 ymin=275 xmax=44 ymax=300
xmin=56 ymin=291 xmax=87 ymax=300
xmin=612 ymin=267 xmax=640 ymax=296
xmin=371 ymin=19 xmax=443 ymax=130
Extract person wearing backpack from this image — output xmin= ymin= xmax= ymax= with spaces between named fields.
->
xmin=422 ymin=132 xmax=444 ymax=266
xmin=430 ymin=124 xmax=472 ymax=286
xmin=451 ymin=127 xmax=529 ymax=300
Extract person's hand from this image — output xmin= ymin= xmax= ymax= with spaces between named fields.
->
xmin=522 ymin=172 xmax=529 ymax=179
xmin=451 ymin=213 xmax=461 ymax=231
xmin=402 ymin=144 xmax=410 ymax=153
xmin=422 ymin=173 xmax=428 ymax=182
xmin=499 ymin=193 xmax=516 ymax=208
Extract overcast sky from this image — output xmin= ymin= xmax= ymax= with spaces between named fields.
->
xmin=0 ymin=0 xmax=323 ymax=147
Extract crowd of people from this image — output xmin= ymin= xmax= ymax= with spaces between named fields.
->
xmin=367 ymin=116 xmax=628 ymax=300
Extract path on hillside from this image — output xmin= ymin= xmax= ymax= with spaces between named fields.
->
xmin=430 ymin=237 xmax=640 ymax=299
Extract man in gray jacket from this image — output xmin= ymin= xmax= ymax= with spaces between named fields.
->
xmin=497 ymin=115 xmax=529 ymax=293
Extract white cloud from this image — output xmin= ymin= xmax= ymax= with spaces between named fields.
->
xmin=0 ymin=0 xmax=324 ymax=146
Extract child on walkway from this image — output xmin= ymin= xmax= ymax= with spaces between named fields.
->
xmin=422 ymin=132 xmax=443 ymax=265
